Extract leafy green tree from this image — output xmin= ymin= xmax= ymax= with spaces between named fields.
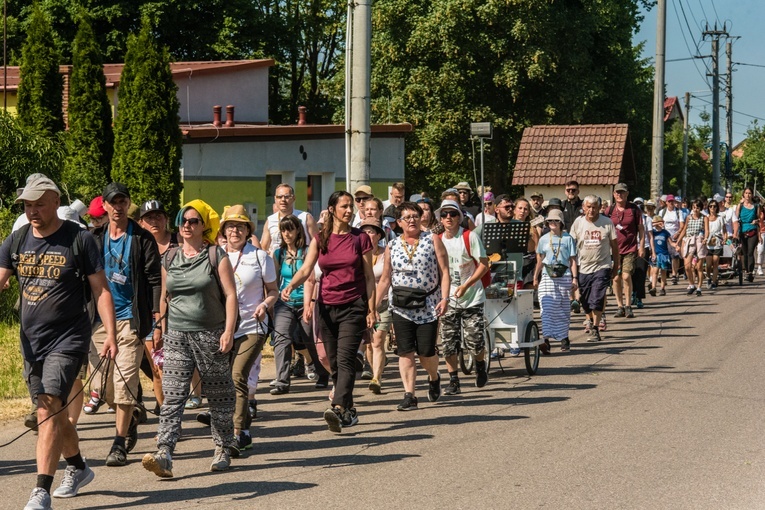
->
xmin=733 ymin=122 xmax=765 ymax=194
xmin=112 ymin=18 xmax=182 ymax=214
xmin=0 ymin=110 xmax=66 ymax=212
xmin=62 ymin=16 xmax=114 ymax=203
xmin=16 ymin=4 xmax=64 ymax=136
xmin=370 ymin=0 xmax=654 ymax=196
xmin=662 ymin=118 xmax=711 ymax=200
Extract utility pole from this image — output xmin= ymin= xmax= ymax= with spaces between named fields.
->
xmin=650 ymin=0 xmax=666 ymax=201
xmin=348 ymin=0 xmax=371 ymax=193
xmin=704 ymin=23 xmax=728 ymax=195
xmin=682 ymin=92 xmax=690 ymax=198
xmin=725 ymin=39 xmax=734 ymax=192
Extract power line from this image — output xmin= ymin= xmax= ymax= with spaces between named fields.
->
xmin=733 ymin=62 xmax=765 ymax=69
xmin=672 ymin=0 xmax=711 ymax=86
xmin=694 ymin=96 xmax=765 ymax=123
xmin=709 ymin=0 xmax=721 ymax=24
xmin=696 ymin=0 xmax=709 ymax=22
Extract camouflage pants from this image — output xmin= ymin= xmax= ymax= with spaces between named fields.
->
xmin=439 ymin=304 xmax=485 ymax=357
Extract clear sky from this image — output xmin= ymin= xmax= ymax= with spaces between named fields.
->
xmin=636 ymin=0 xmax=764 ymax=145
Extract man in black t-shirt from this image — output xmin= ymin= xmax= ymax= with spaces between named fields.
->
xmin=0 ymin=174 xmax=117 ymax=509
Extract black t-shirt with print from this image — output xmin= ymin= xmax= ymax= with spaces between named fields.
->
xmin=0 ymin=221 xmax=102 ymax=362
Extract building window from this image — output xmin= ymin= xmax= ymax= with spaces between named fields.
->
xmin=265 ymin=174 xmax=282 ymax=215
xmin=307 ymin=175 xmax=322 ymax=218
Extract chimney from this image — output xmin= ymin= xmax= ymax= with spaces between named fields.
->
xmin=212 ymin=105 xmax=222 ymax=127
xmin=298 ymin=106 xmax=307 ymax=125
xmin=225 ymin=105 xmax=235 ymax=127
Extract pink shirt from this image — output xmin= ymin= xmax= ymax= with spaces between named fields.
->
xmin=317 ymin=229 xmax=373 ymax=305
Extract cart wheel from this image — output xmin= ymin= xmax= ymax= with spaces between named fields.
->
xmin=524 ymin=321 xmax=540 ymax=375
xmin=459 ymin=348 xmax=474 ymax=375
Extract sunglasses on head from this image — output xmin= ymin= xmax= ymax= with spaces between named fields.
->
xmin=181 ymin=217 xmax=201 ymax=226
xmin=440 ymin=210 xmax=460 ymax=218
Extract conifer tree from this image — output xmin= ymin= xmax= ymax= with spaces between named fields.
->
xmin=62 ymin=17 xmax=114 ymax=201
xmin=17 ymin=4 xmax=64 ymax=136
xmin=112 ymin=17 xmax=182 ymax=213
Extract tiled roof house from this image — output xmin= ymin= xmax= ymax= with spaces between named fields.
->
xmin=512 ymin=124 xmax=637 ymax=202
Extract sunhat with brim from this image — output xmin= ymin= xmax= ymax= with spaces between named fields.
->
xmin=435 ymin=199 xmax=463 ymax=223
xmin=454 ymin=182 xmax=472 ymax=192
xmin=360 ymin=217 xmax=385 ymax=238
xmin=546 ymin=209 xmax=565 ymax=224
xmin=16 ymin=174 xmax=61 ymax=203
xmin=220 ymin=204 xmax=255 ymax=234
xmin=652 ymin=215 xmax=664 ymax=225
xmin=176 ymin=199 xmax=220 ymax=246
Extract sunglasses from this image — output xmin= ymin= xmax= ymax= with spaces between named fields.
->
xmin=355 ymin=196 xmax=370 ymax=203
xmin=181 ymin=217 xmax=201 ymax=226
xmin=440 ymin=210 xmax=460 ymax=218
xmin=566 ymin=188 xmax=578 ymax=193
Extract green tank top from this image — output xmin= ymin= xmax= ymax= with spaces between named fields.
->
xmin=166 ymin=247 xmax=226 ymax=331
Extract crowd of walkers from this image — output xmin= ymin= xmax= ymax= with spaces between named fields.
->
xmin=1 ymin=174 xmax=761 ymax=510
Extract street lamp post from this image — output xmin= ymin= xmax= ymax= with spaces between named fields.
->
xmin=470 ymin=121 xmax=492 ymax=233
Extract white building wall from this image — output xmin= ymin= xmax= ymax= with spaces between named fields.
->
xmin=174 ymin=67 xmax=269 ymax=124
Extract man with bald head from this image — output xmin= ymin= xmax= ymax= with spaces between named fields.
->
xmin=0 ymin=174 xmax=117 ymax=509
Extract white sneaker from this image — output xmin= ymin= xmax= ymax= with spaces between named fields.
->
xmin=24 ymin=488 xmax=51 ymax=510
xmin=53 ymin=463 xmax=94 ymax=498
xmin=758 ymin=268 xmax=763 ymax=276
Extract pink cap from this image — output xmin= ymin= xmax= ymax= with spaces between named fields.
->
xmin=88 ymin=196 xmax=106 ymax=217
xmin=483 ymin=192 xmax=495 ymax=202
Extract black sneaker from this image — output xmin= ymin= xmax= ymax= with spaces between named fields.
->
xmin=315 ymin=376 xmax=329 ymax=389
xmin=625 ymin=306 xmax=634 ymax=318
xmin=560 ymin=338 xmax=571 ymax=351
xmin=659 ymin=288 xmax=666 ymax=296
xmin=23 ymin=408 xmax=37 ymax=430
xmin=290 ymin=354 xmax=306 ymax=377
xmin=540 ymin=338 xmax=551 ymax=355
xmin=105 ymin=444 xmax=127 ymax=467
xmin=649 ymin=287 xmax=657 ymax=297
xmin=361 ymin=362 xmax=373 ymax=380
xmin=475 ymin=361 xmax=488 ymax=388
xmin=747 ymin=273 xmax=755 ymax=282
xmin=695 ymin=288 xmax=702 ymax=296
xmin=671 ymin=275 xmax=678 ymax=285
xmin=443 ymin=380 xmax=461 ymax=395
xmin=196 ymin=412 xmax=211 ymax=427
xmin=237 ymin=431 xmax=253 ymax=451
xmin=427 ymin=374 xmax=441 ymax=402
xmin=269 ymin=386 xmax=290 ymax=395
xmin=248 ymin=399 xmax=257 ymax=419
xmin=686 ymin=285 xmax=695 ymax=295
xmin=126 ymin=411 xmax=139 ymax=453
xmin=614 ymin=307 xmax=626 ymax=318
xmin=397 ymin=392 xmax=418 ymax=411
xmin=324 ymin=407 xmax=343 ymax=433
xmin=342 ymin=407 xmax=359 ymax=427
xmin=587 ymin=328 xmax=602 ymax=343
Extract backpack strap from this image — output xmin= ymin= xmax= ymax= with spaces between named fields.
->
xmin=9 ymin=223 xmax=32 ymax=275
xmin=461 ymin=228 xmax=472 ymax=259
xmin=162 ymin=246 xmax=180 ymax=272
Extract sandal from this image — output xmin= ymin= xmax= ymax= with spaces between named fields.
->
xmin=185 ymin=396 xmax=202 ymax=409
xmin=83 ymin=390 xmax=102 ymax=414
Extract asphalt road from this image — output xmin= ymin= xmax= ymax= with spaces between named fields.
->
xmin=1 ymin=279 xmax=764 ymax=510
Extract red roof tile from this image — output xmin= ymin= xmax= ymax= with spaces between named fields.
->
xmin=512 ymin=124 xmax=634 ymax=186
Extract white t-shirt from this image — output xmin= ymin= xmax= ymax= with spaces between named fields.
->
xmin=660 ymin=208 xmax=685 ymax=236
xmin=474 ymin=213 xmax=497 ymax=227
xmin=569 ymin=215 xmax=617 ymax=274
xmin=265 ymin=209 xmax=310 ymax=254
xmin=440 ymin=228 xmax=486 ymax=308
xmin=228 ymin=244 xmax=276 ymax=336
xmin=722 ymin=207 xmax=738 ymax=235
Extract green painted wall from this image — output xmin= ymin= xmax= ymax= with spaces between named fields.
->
xmin=182 ymin=179 xmax=266 ymax=221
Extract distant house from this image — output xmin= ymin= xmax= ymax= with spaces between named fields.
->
xmin=511 ymin=124 xmax=637 ymax=203
xmin=0 ymin=60 xmax=411 ymax=226
xmin=664 ymin=96 xmax=684 ymax=125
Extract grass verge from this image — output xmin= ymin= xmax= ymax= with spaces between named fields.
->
xmin=0 ymin=323 xmax=30 ymax=423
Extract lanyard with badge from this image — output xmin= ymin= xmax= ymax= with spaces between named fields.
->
xmin=106 ymin=222 xmax=132 ymax=285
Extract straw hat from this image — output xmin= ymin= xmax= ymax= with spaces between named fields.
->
xmin=220 ymin=204 xmax=255 ymax=235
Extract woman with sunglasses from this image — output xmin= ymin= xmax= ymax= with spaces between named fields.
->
xmin=705 ymin=199 xmax=726 ymax=289
xmin=376 ymin=202 xmax=450 ymax=410
xmin=736 ymin=187 xmax=760 ymax=282
xmin=143 ymin=200 xmax=239 ymax=477
xmin=281 ymin=191 xmax=376 ymax=432
xmin=672 ymin=199 xmax=709 ymax=296
xmin=272 ymin=215 xmax=329 ymax=395
xmin=533 ymin=209 xmax=578 ymax=353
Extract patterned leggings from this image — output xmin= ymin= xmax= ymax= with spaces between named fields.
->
xmin=157 ymin=328 xmax=236 ymax=453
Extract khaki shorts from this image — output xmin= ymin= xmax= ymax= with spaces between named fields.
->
xmin=375 ymin=300 xmax=392 ymax=333
xmin=617 ymin=252 xmax=637 ymax=276
xmin=90 ymin=320 xmax=144 ymax=406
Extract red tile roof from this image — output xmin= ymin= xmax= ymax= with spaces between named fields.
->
xmin=512 ymin=124 xmax=634 ymax=186
xmin=0 ymin=59 xmax=274 ymax=91
xmin=664 ymin=96 xmax=684 ymax=123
